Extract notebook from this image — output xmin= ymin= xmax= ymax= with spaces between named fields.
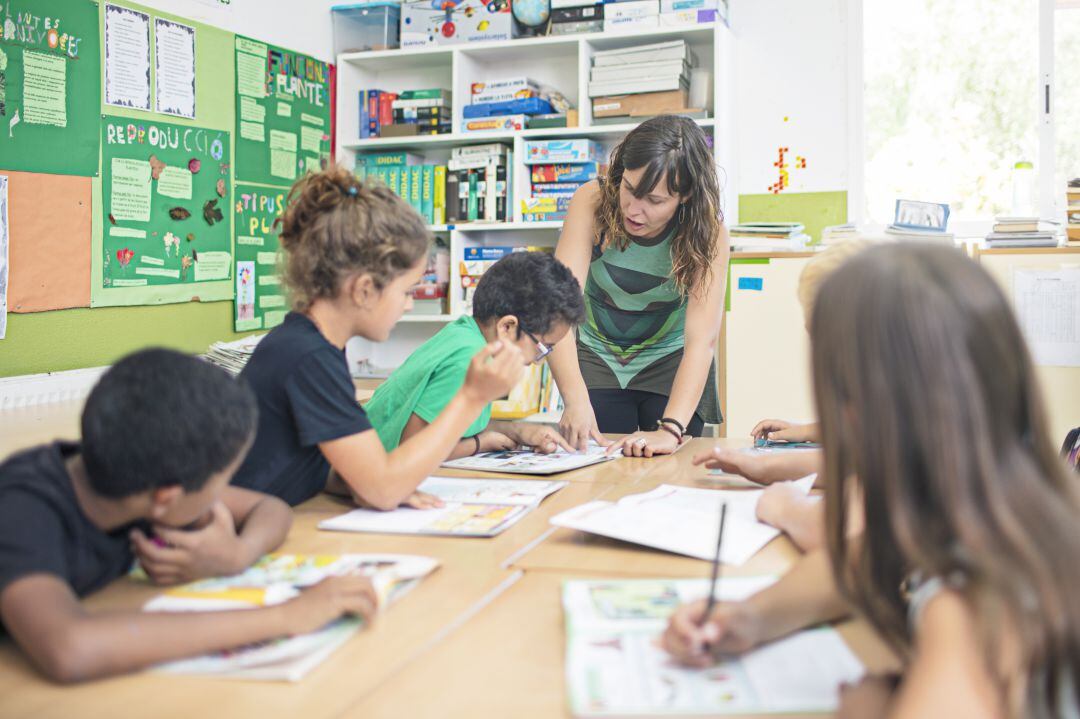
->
xmin=563 ymin=576 xmax=865 ymax=716
xmin=143 ymin=553 xmax=439 ymax=681
xmin=550 ymin=476 xmax=816 ymax=565
xmin=318 ymin=476 xmax=568 ymax=538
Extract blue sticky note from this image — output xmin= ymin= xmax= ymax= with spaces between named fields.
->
xmin=738 ymin=277 xmax=764 ymax=291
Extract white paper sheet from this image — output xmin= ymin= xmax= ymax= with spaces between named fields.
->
xmin=154 ymin=18 xmax=196 ymax=118
xmin=441 ymin=441 xmax=619 ymax=476
xmin=563 ymin=576 xmax=864 ymax=716
xmin=551 ymin=476 xmax=816 ymax=565
xmin=104 ymin=4 xmax=150 ymax=111
xmin=319 ymin=502 xmax=530 ymax=538
xmin=1014 ymin=267 xmax=1080 ymax=367
xmin=417 ymin=476 xmax=568 ymax=505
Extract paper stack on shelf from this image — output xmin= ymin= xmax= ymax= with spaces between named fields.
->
xmin=728 ymin=223 xmax=809 ymax=252
xmin=819 ymin=223 xmax=860 ymax=245
xmin=203 ymin=334 xmax=265 ymax=375
xmin=589 ymin=39 xmax=697 ymax=120
xmin=659 ymin=0 xmax=727 ymax=27
xmin=984 ymin=216 xmax=1059 ymax=249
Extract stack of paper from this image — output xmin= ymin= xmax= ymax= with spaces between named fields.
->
xmin=550 ymin=476 xmax=815 ymax=565
xmin=144 ymin=553 xmax=439 ymax=681
xmin=588 ymin=40 xmax=694 ymax=97
xmin=563 ymin=576 xmax=865 ymax=716
xmin=441 ymin=441 xmax=619 ymax=476
xmin=319 ymin=476 xmax=568 ymax=537
xmin=728 ymin=223 xmax=810 ymax=252
xmin=203 ymin=334 xmax=265 ymax=375
xmin=984 ymin=216 xmax=1059 ymax=248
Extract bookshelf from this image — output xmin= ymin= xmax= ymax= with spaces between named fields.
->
xmin=335 ymin=22 xmax=737 ymax=374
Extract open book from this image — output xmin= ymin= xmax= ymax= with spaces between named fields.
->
xmin=440 ymin=441 xmax=619 ymax=476
xmin=143 ymin=553 xmax=439 ymax=682
xmin=563 ymin=576 xmax=864 ymax=716
xmin=318 ymin=476 xmax=568 ymax=538
xmin=550 ymin=476 xmax=816 ymax=565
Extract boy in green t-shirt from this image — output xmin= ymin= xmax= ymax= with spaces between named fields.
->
xmin=365 ymin=251 xmax=585 ymax=458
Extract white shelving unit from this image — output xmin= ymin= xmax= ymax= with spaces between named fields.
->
xmin=335 ymin=23 xmax=737 ymax=371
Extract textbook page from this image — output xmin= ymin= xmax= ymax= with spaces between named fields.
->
xmin=417 ymin=476 xmax=568 ymax=505
xmin=563 ymin=577 xmax=864 ymax=716
xmin=441 ymin=441 xmax=619 ymax=475
xmin=144 ymin=553 xmax=438 ymax=681
xmin=550 ymin=476 xmax=815 ymax=565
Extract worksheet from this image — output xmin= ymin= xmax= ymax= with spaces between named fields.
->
xmin=563 ymin=576 xmax=865 ymax=716
xmin=319 ymin=476 xmax=567 ymax=537
xmin=441 ymin=441 xmax=619 ymax=475
xmin=550 ymin=476 xmax=815 ymax=565
xmin=144 ymin=553 xmax=439 ymax=681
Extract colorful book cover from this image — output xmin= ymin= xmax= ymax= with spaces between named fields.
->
xmin=421 ymin=165 xmax=435 ymax=224
xmin=409 ymin=166 xmax=422 ymax=214
xmin=434 ymin=165 xmax=447 ymax=225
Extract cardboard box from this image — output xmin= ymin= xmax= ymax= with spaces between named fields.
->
xmin=401 ymin=0 xmax=512 ymax=47
xmin=658 ymin=8 xmax=718 ymax=25
xmin=530 ymin=163 xmax=599 ymax=183
xmin=591 ymin=89 xmax=689 ymax=118
xmin=524 ymin=139 xmax=601 ymax=164
xmin=461 ymin=115 xmax=527 ymax=133
xmin=471 ymin=78 xmax=539 ymax=102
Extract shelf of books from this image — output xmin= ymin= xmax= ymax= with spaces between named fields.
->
xmin=337 ymin=16 xmax=736 ymax=409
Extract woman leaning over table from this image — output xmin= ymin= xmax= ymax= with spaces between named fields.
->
xmin=548 ymin=115 xmax=730 ymax=457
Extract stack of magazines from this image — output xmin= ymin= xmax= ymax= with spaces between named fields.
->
xmin=203 ymin=335 xmax=265 ymax=375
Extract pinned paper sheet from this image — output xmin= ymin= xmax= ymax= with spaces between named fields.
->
xmin=277 ymin=102 xmax=292 ymax=117
xmin=1014 ymin=267 xmax=1080 ymax=367
xmin=23 ymin=51 xmax=67 ymax=127
xmin=110 ymin=158 xmax=153 ymax=222
xmin=235 ymin=37 xmax=268 ymax=99
xmin=104 ymin=4 xmax=151 ymax=112
xmin=154 ymin=19 xmax=196 ymax=119
xmin=194 ymin=251 xmax=232 ymax=282
xmin=157 ymin=166 xmax=193 ymax=200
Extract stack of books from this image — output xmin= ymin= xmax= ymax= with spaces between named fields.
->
xmin=588 ymin=40 xmax=695 ymax=120
xmin=359 ymin=88 xmax=451 ymax=138
xmin=728 ymin=223 xmax=810 ymax=252
xmin=602 ymin=0 xmax=659 ymax=31
xmin=446 ymin=144 xmax=512 ymax=223
xmin=460 ymin=78 xmax=538 ymax=134
xmin=355 ymin=152 xmax=447 ymax=225
xmin=203 ymin=335 xmax=265 ymax=375
xmin=549 ymin=0 xmax=603 ymax=35
xmin=819 ymin=223 xmax=859 ymax=245
xmin=1068 ymin=180 xmax=1080 ymax=247
xmin=522 ymin=139 xmax=600 ymax=222
xmin=659 ymin=0 xmax=727 ymax=26
xmin=984 ymin=217 xmax=1058 ymax=248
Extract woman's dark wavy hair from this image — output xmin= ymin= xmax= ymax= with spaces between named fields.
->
xmin=596 ymin=114 xmax=723 ymax=297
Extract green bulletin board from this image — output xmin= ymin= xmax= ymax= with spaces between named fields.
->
xmin=233 ymin=35 xmax=332 ymax=185
xmin=0 ymin=0 xmax=101 ymax=176
xmin=100 ymin=115 xmax=232 ymax=291
xmin=234 ymin=182 xmax=287 ymax=331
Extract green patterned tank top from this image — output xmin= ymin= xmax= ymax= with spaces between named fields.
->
xmin=577 ymin=222 xmax=721 ymax=424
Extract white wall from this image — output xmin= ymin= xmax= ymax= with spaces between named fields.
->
xmin=133 ymin=0 xmax=338 ymax=61
xmin=730 ymin=0 xmax=852 ymax=197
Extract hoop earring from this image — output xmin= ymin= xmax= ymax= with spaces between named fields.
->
xmin=677 ymin=203 xmax=686 ymax=225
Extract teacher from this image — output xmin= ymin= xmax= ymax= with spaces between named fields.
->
xmin=549 ymin=115 xmax=730 ymax=457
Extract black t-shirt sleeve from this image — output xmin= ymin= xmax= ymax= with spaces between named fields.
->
xmin=284 ymin=347 xmax=373 ymax=447
xmin=0 ymin=489 xmax=67 ymax=595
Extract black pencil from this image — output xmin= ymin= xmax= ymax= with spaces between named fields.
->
xmin=701 ymin=502 xmax=728 ymax=624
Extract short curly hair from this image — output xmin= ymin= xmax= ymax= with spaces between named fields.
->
xmin=276 ymin=165 xmax=431 ymax=311
xmin=471 ymin=251 xmax=585 ymax=335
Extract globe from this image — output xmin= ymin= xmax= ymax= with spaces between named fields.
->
xmin=511 ymin=0 xmax=550 ymax=28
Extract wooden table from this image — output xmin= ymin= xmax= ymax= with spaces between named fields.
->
xmin=0 ymin=401 xmax=889 ymax=719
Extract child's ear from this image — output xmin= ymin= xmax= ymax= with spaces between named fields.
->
xmin=496 ymin=315 xmax=519 ymax=339
xmin=149 ymin=486 xmax=184 ymax=520
xmin=348 ymin=273 xmax=378 ymax=308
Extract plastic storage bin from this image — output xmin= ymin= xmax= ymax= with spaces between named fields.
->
xmin=332 ymin=2 xmax=401 ymax=54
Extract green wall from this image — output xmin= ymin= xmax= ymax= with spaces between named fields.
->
xmin=739 ymin=191 xmax=848 ymax=243
xmin=1 ymin=302 xmax=258 ymax=377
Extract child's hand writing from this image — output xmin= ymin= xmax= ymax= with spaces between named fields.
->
xmin=462 ymin=341 xmax=526 ymax=405
xmin=282 ymin=575 xmax=379 ymax=635
xmin=660 ymin=599 xmax=764 ymax=667
xmin=130 ymin=502 xmax=248 ymax=585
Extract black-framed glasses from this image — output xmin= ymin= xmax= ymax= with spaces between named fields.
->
xmin=522 ymin=329 xmax=553 ymax=364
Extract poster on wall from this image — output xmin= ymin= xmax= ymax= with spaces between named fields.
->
xmin=0 ymin=0 xmax=101 ymax=176
xmin=154 ymin=17 xmax=196 ymax=119
xmin=233 ymin=182 xmax=288 ymax=331
xmin=233 ymin=35 xmax=333 ymax=186
xmin=104 ymin=3 xmax=151 ymax=112
xmin=100 ymin=115 xmax=232 ymax=294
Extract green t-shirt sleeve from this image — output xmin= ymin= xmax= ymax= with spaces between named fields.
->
xmin=412 ymin=355 xmax=491 ymax=438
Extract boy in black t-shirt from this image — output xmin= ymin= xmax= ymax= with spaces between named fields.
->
xmin=0 ymin=349 xmax=379 ymax=683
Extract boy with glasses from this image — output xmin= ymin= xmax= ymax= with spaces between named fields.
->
xmin=365 ymin=251 xmax=584 ymax=458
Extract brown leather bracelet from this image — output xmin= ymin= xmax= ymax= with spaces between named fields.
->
xmin=657 ymin=423 xmax=683 ymax=443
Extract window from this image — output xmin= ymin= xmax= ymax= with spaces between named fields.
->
xmin=856 ymin=0 xmax=1076 ymax=228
